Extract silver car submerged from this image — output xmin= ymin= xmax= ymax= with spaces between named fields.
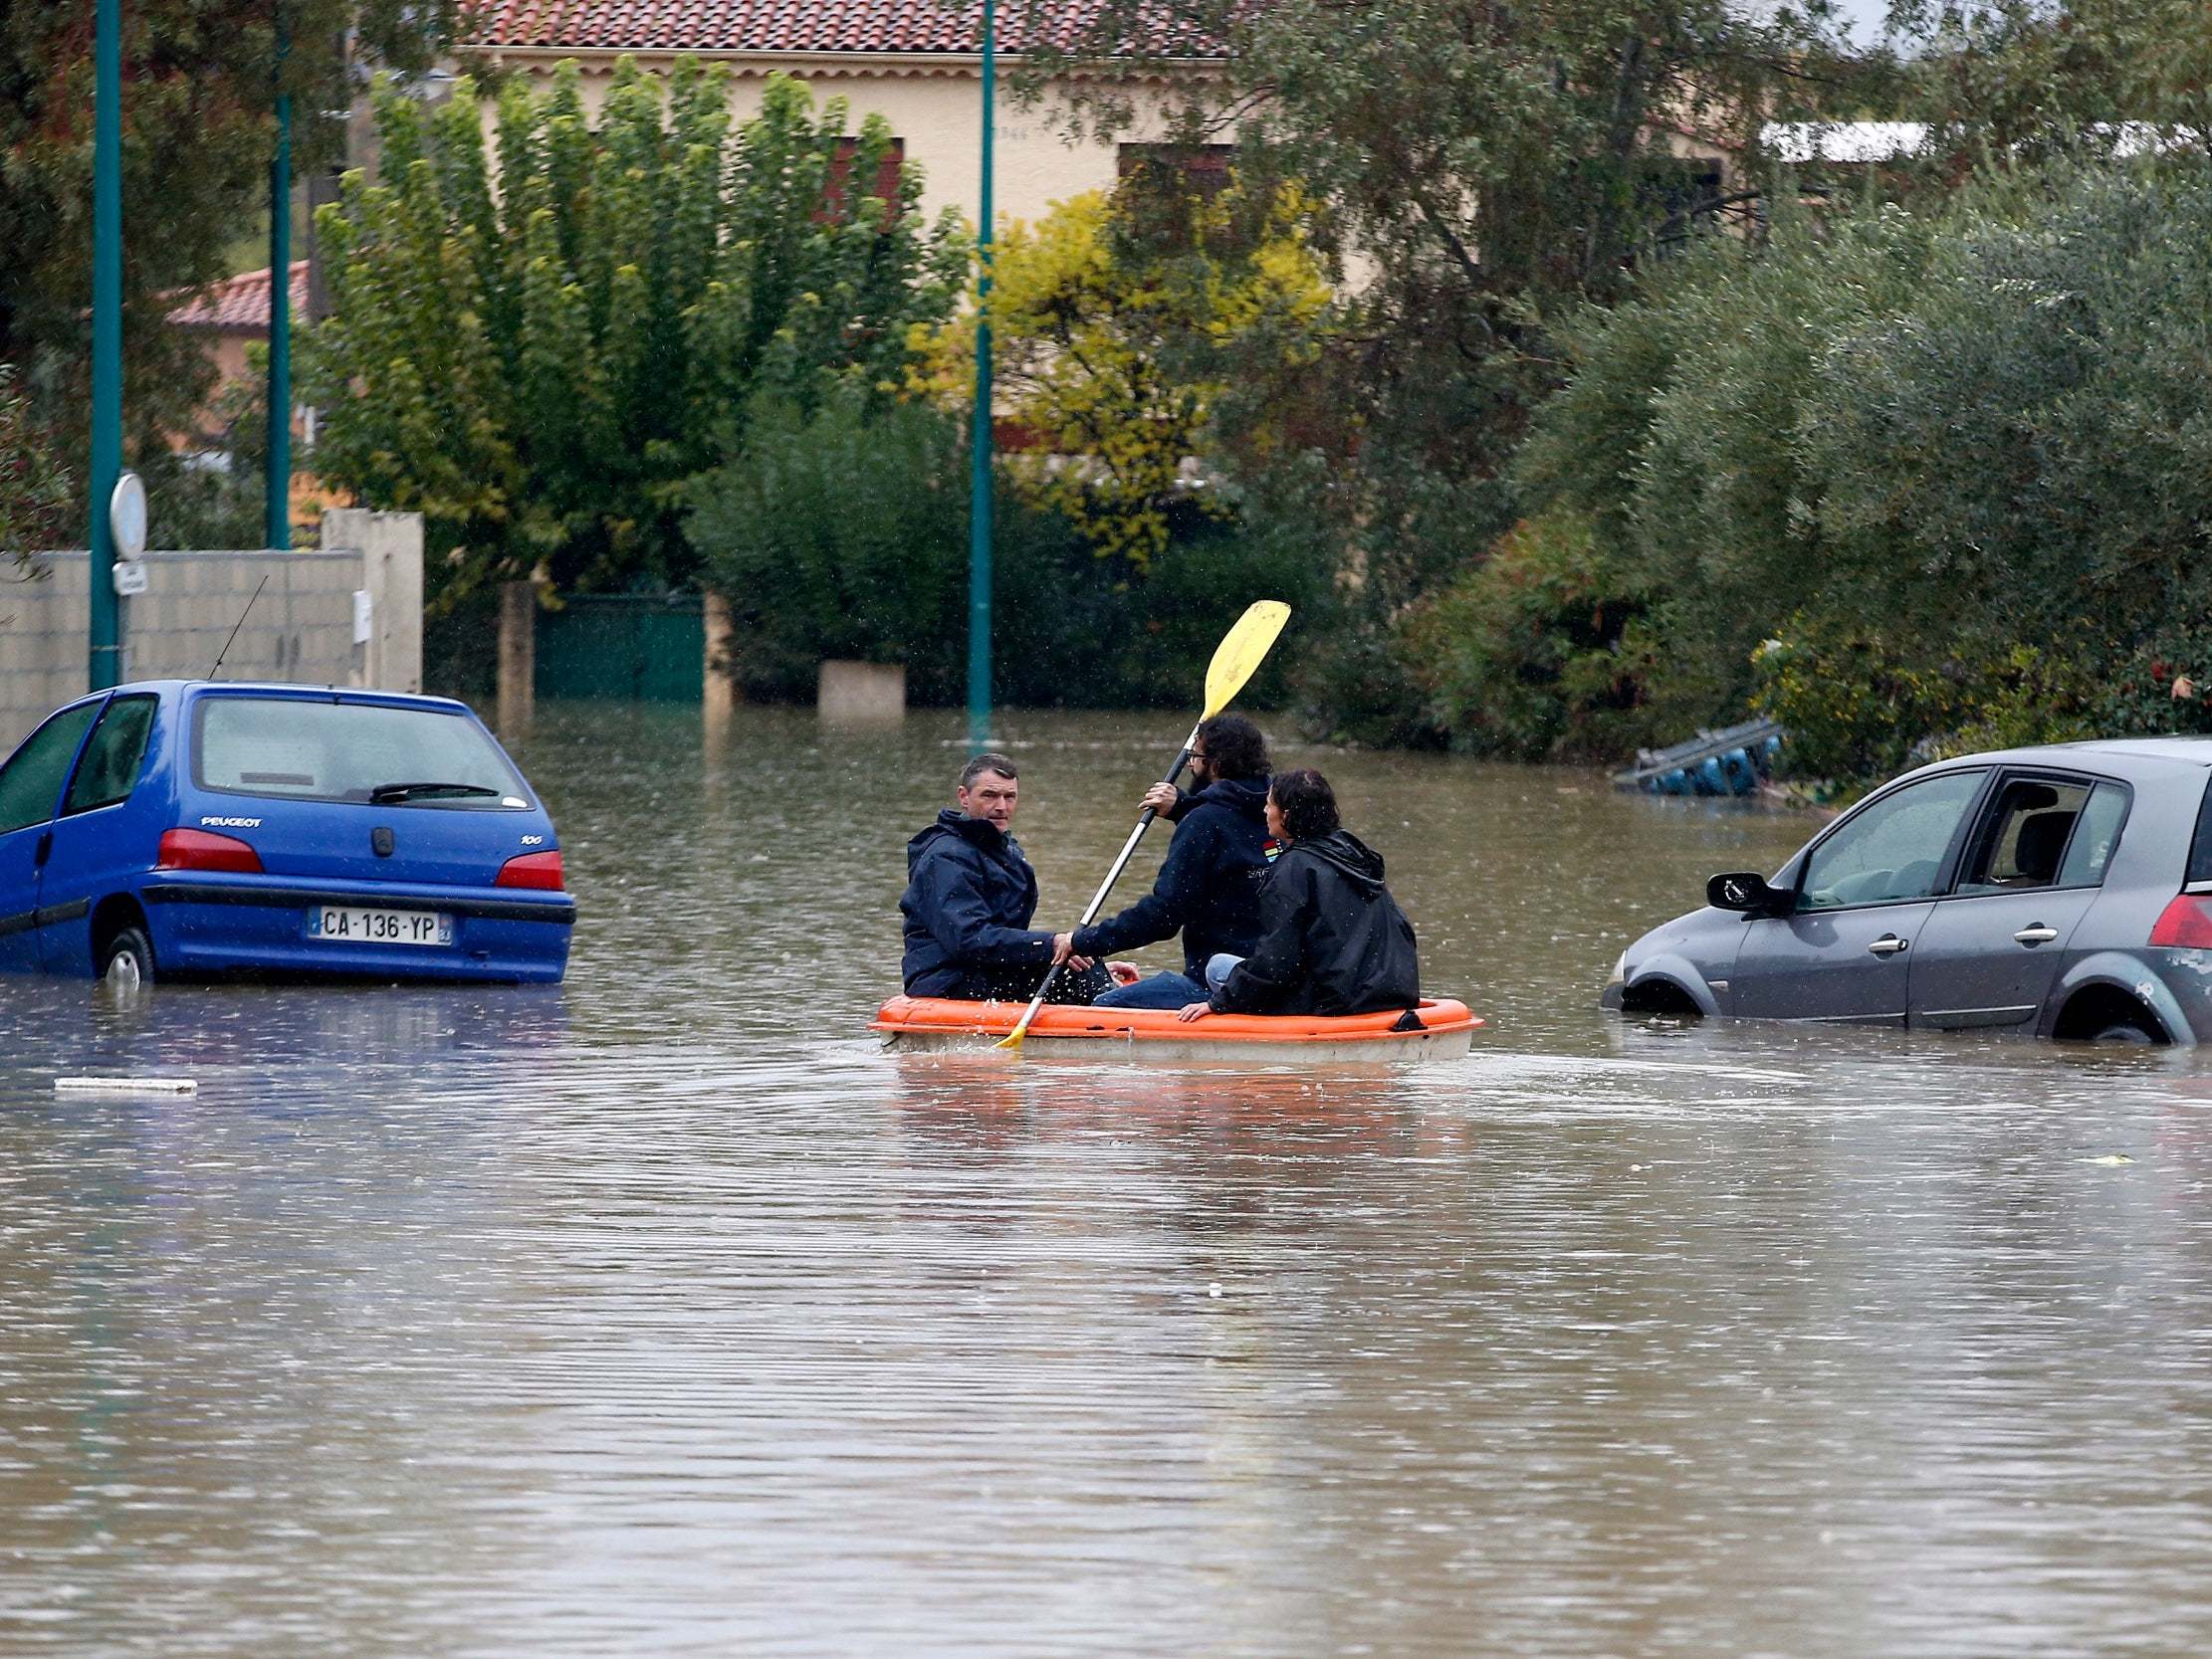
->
xmin=1601 ymin=738 xmax=2212 ymax=1045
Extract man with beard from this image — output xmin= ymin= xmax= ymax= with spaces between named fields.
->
xmin=1053 ymin=714 xmax=1275 ymax=1010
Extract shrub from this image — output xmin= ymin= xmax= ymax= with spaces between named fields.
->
xmin=1401 ymin=509 xmax=1658 ymax=759
xmin=690 ymin=394 xmax=968 ymax=702
xmin=690 ymin=394 xmax=1311 ymax=709
xmin=1501 ymin=160 xmax=2212 ymax=784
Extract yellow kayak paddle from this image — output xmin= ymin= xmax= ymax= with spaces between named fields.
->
xmin=998 ymin=599 xmax=1292 ymax=1051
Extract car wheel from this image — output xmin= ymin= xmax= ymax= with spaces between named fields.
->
xmin=2090 ymin=1019 xmax=2158 ymax=1046
xmin=102 ymin=925 xmax=155 ymax=993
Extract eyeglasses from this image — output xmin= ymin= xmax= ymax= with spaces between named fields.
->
xmin=1190 ymin=751 xmax=1209 ymax=761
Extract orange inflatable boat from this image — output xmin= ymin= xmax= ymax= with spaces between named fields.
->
xmin=871 ymin=995 xmax=1482 ymax=1060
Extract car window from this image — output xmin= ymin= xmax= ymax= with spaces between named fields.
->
xmin=1797 ymin=770 xmax=1986 ymax=912
xmin=1956 ymin=777 xmax=2093 ymax=894
xmin=0 ymin=704 xmax=102 ymax=836
xmin=2188 ymin=778 xmax=2212 ymax=886
xmin=2057 ymin=782 xmax=2128 ymax=888
xmin=63 ymin=695 xmax=157 ymax=817
xmin=192 ymin=697 xmax=526 ymax=806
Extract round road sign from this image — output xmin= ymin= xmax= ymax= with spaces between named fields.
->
xmin=110 ymin=471 xmax=147 ymax=562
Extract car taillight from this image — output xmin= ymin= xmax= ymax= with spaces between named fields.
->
xmin=496 ymin=850 xmax=564 ymax=891
xmin=2150 ymin=894 xmax=2212 ymax=947
xmin=156 ymin=828 xmax=264 ymax=874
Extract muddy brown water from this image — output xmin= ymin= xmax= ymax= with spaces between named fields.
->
xmin=4 ymin=705 xmax=2210 ymax=1657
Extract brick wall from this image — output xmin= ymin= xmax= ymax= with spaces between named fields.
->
xmin=0 ymin=513 xmax=423 ymax=751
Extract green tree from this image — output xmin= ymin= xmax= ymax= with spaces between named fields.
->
xmin=908 ymin=185 xmax=1329 ymax=566
xmin=0 ymin=364 xmax=72 ymax=566
xmin=1892 ymin=0 xmax=2212 ymax=167
xmin=1022 ymin=0 xmax=1869 ymax=738
xmin=0 ymin=1 xmax=456 ymax=537
xmin=1476 ymin=159 xmax=2212 ymax=780
xmin=304 ymin=63 xmax=968 ymax=608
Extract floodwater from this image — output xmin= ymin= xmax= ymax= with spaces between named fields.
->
xmin=6 ymin=704 xmax=2212 ymax=1657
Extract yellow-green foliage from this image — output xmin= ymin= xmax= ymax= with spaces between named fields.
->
xmin=909 ymin=185 xmax=1328 ymax=565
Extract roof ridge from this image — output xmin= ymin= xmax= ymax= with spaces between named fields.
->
xmin=460 ymin=0 xmax=1224 ymax=57
xmin=166 ymin=262 xmax=313 ymax=331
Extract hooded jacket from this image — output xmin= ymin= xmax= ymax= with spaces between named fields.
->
xmin=1071 ymin=774 xmax=1273 ymax=980
xmin=901 ymin=809 xmax=1055 ymax=998
xmin=1212 ymin=829 xmax=1420 ymax=1017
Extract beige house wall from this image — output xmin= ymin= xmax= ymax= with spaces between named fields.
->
xmin=472 ymin=49 xmax=1208 ymax=234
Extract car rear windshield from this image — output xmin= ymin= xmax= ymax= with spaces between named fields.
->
xmin=2193 ymin=777 xmax=2212 ymax=886
xmin=192 ymin=697 xmax=527 ymax=807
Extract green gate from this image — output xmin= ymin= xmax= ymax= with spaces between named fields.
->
xmin=536 ymin=593 xmax=703 ymax=703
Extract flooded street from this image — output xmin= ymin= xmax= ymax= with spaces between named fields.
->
xmin=6 ymin=705 xmax=2212 ymax=1656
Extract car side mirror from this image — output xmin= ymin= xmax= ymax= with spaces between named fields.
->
xmin=1707 ymin=871 xmax=1783 ymax=915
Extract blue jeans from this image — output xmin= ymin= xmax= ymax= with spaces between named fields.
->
xmin=1205 ymin=953 xmax=1242 ymax=994
xmin=1094 ymin=969 xmax=1207 ymax=1009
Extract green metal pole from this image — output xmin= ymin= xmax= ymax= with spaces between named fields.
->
xmin=266 ymin=17 xmax=292 ymax=551
xmin=966 ymin=0 xmax=995 ymax=750
xmin=89 ymin=0 xmax=122 ymax=689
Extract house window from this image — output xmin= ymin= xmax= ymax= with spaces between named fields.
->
xmin=1117 ymin=143 xmax=1235 ymax=198
xmin=824 ymin=137 xmax=906 ymax=223
xmin=1640 ymin=160 xmax=1739 ymax=253
xmin=1116 ymin=143 xmax=1236 ymax=247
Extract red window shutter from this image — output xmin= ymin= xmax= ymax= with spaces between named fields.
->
xmin=824 ymin=136 xmax=907 ymax=225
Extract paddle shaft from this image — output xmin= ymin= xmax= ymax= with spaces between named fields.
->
xmin=1007 ymin=721 xmax=1201 ymax=1026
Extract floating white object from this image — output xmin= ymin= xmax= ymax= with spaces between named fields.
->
xmin=55 ymin=1077 xmax=197 ymax=1097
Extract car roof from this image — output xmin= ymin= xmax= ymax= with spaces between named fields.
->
xmin=104 ymin=681 xmax=477 ymax=716
xmin=1906 ymin=736 xmax=2212 ymax=778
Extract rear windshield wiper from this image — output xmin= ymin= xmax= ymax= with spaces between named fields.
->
xmin=367 ymin=781 xmax=505 ymax=804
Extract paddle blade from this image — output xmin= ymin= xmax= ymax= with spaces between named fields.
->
xmin=995 ymin=1024 xmax=1026 ymax=1051
xmin=1202 ymin=601 xmax=1292 ymax=719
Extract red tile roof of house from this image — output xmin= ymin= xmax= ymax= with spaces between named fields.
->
xmin=463 ymin=0 xmax=1219 ymax=56
xmin=167 ymin=262 xmax=311 ymax=333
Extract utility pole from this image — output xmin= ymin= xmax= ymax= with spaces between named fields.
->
xmin=966 ymin=0 xmax=995 ymax=750
xmin=90 ymin=0 xmax=123 ymax=688
xmin=267 ymin=13 xmax=293 ymax=551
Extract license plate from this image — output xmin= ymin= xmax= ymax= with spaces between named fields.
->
xmin=306 ymin=907 xmax=454 ymax=947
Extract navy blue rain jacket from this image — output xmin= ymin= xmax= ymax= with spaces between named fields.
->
xmin=901 ymin=809 xmax=1056 ymax=998
xmin=1070 ymin=774 xmax=1273 ymax=980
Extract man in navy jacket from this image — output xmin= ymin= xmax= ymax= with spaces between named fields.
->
xmin=1056 ymin=714 xmax=1275 ymax=1010
xmin=901 ymin=753 xmax=1110 ymax=1002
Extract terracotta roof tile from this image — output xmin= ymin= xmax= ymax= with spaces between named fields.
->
xmin=461 ymin=0 xmax=1219 ymax=56
xmin=167 ymin=262 xmax=311 ymax=332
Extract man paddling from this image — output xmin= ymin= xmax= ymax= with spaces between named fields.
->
xmin=901 ymin=753 xmax=1114 ymax=1004
xmin=1052 ymin=714 xmax=1275 ymax=1010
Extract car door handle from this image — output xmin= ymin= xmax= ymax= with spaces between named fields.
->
xmin=2014 ymin=926 xmax=2060 ymax=944
xmin=1867 ymin=934 xmax=1909 ymax=956
xmin=33 ymin=831 xmax=51 ymax=869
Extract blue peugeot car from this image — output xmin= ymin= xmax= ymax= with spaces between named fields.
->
xmin=0 ymin=682 xmax=573 ymax=987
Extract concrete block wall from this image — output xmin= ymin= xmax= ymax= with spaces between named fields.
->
xmin=0 ymin=554 xmax=89 ymax=748
xmin=0 ymin=512 xmax=423 ymax=751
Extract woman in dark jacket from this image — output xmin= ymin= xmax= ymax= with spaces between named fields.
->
xmin=1178 ymin=768 xmax=1420 ymax=1020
